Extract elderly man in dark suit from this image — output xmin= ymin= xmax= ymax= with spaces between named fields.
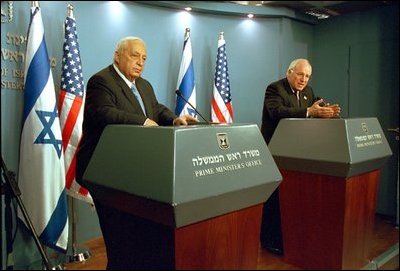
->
xmin=76 ymin=36 xmax=198 ymax=269
xmin=260 ymin=58 xmax=340 ymax=255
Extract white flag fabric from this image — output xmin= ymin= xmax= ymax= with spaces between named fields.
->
xmin=211 ymin=35 xmax=233 ymax=123
xmin=175 ymin=30 xmax=197 ymax=118
xmin=17 ymin=6 xmax=69 ymax=252
xmin=59 ymin=15 xmax=92 ymax=204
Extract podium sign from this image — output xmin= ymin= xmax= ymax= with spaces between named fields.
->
xmin=269 ymin=117 xmax=392 ymax=177
xmin=84 ymin=123 xmax=281 ymax=227
xmin=268 ymin=118 xmax=392 ymax=270
xmin=82 ymin=124 xmax=281 ymax=269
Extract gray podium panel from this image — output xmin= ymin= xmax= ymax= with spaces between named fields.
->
xmin=268 ymin=118 xmax=392 ymax=177
xmin=83 ymin=124 xmax=282 ymax=227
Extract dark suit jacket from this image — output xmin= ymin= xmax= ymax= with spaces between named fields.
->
xmin=261 ymin=78 xmax=317 ymax=144
xmin=76 ymin=65 xmax=176 ymax=181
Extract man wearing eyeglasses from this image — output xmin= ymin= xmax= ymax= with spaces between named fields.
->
xmin=259 ymin=58 xmax=341 ymax=255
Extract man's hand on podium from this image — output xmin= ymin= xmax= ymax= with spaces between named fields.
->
xmin=173 ymin=115 xmax=200 ymax=126
xmin=144 ymin=118 xmax=159 ymax=126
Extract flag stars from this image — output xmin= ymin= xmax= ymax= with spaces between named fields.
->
xmin=61 ymin=17 xmax=85 ymax=98
xmin=214 ymin=43 xmax=232 ymax=103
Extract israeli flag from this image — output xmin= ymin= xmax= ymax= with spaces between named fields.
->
xmin=17 ymin=6 xmax=68 ymax=252
xmin=175 ymin=28 xmax=197 ymax=118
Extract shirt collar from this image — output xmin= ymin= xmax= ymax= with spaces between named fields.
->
xmin=113 ymin=64 xmax=134 ymax=88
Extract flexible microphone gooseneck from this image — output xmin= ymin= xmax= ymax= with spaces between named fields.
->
xmin=175 ymin=90 xmax=210 ymax=124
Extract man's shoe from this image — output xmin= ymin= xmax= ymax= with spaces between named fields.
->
xmin=262 ymin=245 xmax=283 ymax=255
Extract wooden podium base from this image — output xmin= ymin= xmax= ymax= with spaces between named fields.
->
xmin=122 ymin=204 xmax=262 ymax=269
xmin=175 ymin=204 xmax=262 ymax=269
xmin=279 ymin=169 xmax=380 ymax=270
xmin=88 ymin=183 xmax=263 ymax=269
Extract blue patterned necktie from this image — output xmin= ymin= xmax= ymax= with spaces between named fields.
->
xmin=131 ymin=83 xmax=146 ymax=116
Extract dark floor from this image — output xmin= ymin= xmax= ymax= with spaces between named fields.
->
xmin=64 ymin=214 xmax=399 ymax=270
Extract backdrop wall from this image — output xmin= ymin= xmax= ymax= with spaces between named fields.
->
xmin=1 ymin=1 xmax=398 ymax=269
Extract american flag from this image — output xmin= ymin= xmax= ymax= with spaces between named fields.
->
xmin=211 ymin=33 xmax=233 ymax=123
xmin=18 ymin=5 xmax=68 ymax=252
xmin=58 ymin=15 xmax=92 ymax=204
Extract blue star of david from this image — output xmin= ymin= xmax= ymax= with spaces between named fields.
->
xmin=187 ymin=108 xmax=197 ymax=118
xmin=34 ymin=105 xmax=63 ymax=158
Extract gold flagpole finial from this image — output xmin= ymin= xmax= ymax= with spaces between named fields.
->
xmin=184 ymin=28 xmax=190 ymax=39
xmin=67 ymin=4 xmax=74 ymax=19
xmin=32 ymin=1 xmax=39 ymax=8
xmin=219 ymin=32 xmax=224 ymax=41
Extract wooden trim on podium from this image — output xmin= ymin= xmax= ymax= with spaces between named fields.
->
xmin=279 ymin=169 xmax=380 ymax=270
xmin=86 ymin=182 xmax=263 ymax=269
xmin=88 ymin=182 xmax=176 ymax=226
xmin=175 ymin=204 xmax=262 ymax=269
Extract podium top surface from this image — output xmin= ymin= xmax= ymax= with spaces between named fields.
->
xmin=268 ymin=117 xmax=392 ymax=177
xmin=83 ymin=123 xmax=282 ymax=227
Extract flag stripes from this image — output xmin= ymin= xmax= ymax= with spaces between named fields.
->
xmin=175 ymin=29 xmax=197 ymax=118
xmin=211 ymin=34 xmax=233 ymax=123
xmin=59 ymin=15 xmax=92 ymax=203
xmin=18 ymin=6 xmax=68 ymax=252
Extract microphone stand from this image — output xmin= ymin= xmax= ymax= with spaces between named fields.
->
xmin=1 ymin=157 xmax=62 ymax=270
xmin=175 ymin=90 xmax=210 ymax=124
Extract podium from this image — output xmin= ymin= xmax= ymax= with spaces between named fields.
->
xmin=82 ymin=124 xmax=282 ymax=269
xmin=268 ymin=118 xmax=392 ymax=270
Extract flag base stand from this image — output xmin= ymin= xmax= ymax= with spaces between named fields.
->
xmin=69 ymin=247 xmax=91 ymax=263
xmin=29 ymin=259 xmax=64 ymax=270
xmin=1 ymin=157 xmax=60 ymax=270
xmin=67 ymin=196 xmax=92 ymax=263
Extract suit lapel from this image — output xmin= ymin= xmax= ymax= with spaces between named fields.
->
xmin=283 ymin=79 xmax=299 ymax=107
xmin=109 ymin=66 xmax=147 ymax=116
xmin=299 ymin=89 xmax=311 ymax=108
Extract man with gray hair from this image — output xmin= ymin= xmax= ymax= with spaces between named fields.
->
xmin=77 ymin=36 xmax=198 ymax=269
xmin=260 ymin=58 xmax=340 ymax=255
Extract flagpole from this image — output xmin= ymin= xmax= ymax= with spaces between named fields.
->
xmin=68 ymin=196 xmax=91 ymax=262
xmin=64 ymin=3 xmax=91 ymax=264
xmin=184 ymin=27 xmax=190 ymax=39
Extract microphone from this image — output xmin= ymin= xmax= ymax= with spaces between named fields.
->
xmin=316 ymin=96 xmax=326 ymax=107
xmin=175 ymin=90 xmax=210 ymax=124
